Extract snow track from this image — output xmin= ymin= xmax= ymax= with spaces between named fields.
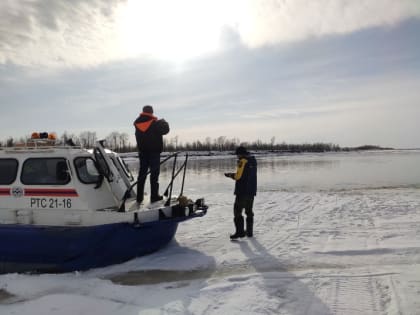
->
xmin=321 ymin=273 xmax=390 ymax=314
xmin=176 ymin=188 xmax=420 ymax=314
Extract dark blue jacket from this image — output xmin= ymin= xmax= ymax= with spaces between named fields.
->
xmin=134 ymin=113 xmax=169 ymax=153
xmin=234 ymin=155 xmax=257 ymax=196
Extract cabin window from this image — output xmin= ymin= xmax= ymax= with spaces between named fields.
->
xmin=74 ymin=157 xmax=100 ymax=184
xmin=0 ymin=158 xmax=18 ymax=184
xmin=21 ymin=158 xmax=70 ymax=185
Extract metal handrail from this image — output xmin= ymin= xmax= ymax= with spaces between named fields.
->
xmin=118 ymin=152 xmax=188 ymax=211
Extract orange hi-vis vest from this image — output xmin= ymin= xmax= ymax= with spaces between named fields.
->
xmin=134 ymin=112 xmax=158 ymax=133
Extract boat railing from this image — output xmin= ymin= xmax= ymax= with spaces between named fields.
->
xmin=119 ymin=152 xmax=188 ymax=211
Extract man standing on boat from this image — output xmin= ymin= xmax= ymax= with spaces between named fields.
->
xmin=225 ymin=146 xmax=257 ymax=239
xmin=134 ymin=105 xmax=170 ymax=204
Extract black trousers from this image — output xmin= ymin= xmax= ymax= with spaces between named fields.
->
xmin=137 ymin=151 xmax=161 ymax=200
xmin=233 ymin=196 xmax=254 ymax=219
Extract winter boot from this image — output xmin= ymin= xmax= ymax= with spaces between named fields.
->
xmin=246 ymin=217 xmax=254 ymax=237
xmin=151 ymin=195 xmax=163 ymax=203
xmin=230 ymin=217 xmax=246 ymax=239
xmin=136 ymin=182 xmax=144 ymax=203
xmin=150 ymin=183 xmax=163 ymax=203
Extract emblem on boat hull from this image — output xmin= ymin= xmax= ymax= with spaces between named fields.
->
xmin=11 ymin=187 xmax=24 ymax=198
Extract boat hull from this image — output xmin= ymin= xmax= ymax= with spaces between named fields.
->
xmin=0 ymin=219 xmax=181 ymax=273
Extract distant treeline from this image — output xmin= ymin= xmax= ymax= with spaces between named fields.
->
xmin=0 ymin=132 xmax=392 ymax=153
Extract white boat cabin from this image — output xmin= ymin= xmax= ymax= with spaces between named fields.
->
xmin=0 ymin=140 xmax=168 ymax=226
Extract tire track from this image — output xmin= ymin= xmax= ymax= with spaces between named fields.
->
xmin=326 ymin=274 xmax=391 ymax=315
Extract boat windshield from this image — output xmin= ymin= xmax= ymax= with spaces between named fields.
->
xmin=74 ymin=157 xmax=100 ymax=184
xmin=113 ymin=155 xmax=134 ymax=181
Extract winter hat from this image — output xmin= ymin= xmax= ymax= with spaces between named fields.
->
xmin=142 ymin=105 xmax=154 ymax=114
xmin=235 ymin=146 xmax=248 ymax=155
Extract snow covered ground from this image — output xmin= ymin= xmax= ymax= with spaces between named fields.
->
xmin=1 ymin=150 xmax=420 ymax=315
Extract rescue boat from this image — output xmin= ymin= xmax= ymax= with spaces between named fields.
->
xmin=0 ymin=135 xmax=207 ymax=273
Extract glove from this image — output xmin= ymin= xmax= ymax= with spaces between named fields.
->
xmin=224 ymin=173 xmax=235 ymax=179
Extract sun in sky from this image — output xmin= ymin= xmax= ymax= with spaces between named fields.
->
xmin=115 ymin=0 xmax=240 ymax=61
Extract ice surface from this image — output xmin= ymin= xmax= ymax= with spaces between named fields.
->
xmin=1 ymin=150 xmax=420 ymax=314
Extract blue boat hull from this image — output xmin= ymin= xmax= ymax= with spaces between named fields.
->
xmin=0 ymin=219 xmax=180 ymax=273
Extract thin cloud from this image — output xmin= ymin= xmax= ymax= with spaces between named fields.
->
xmin=0 ymin=0 xmax=123 ymax=67
xmin=233 ymin=0 xmax=420 ymax=47
xmin=0 ymin=0 xmax=419 ymax=67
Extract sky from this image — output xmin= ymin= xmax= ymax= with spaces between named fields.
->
xmin=1 ymin=0 xmax=420 ymax=148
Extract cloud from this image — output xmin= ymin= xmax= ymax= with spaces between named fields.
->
xmin=0 ymin=0 xmax=419 ymax=68
xmin=1 ymin=9 xmax=419 ymax=147
xmin=233 ymin=0 xmax=420 ymax=47
xmin=0 ymin=0 xmax=124 ymax=67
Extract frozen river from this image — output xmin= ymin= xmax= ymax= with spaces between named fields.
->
xmin=130 ymin=149 xmax=420 ymax=194
xmin=1 ymin=150 xmax=420 ymax=314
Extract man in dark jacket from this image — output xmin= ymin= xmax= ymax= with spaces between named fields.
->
xmin=225 ymin=146 xmax=257 ymax=239
xmin=134 ymin=105 xmax=169 ymax=203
